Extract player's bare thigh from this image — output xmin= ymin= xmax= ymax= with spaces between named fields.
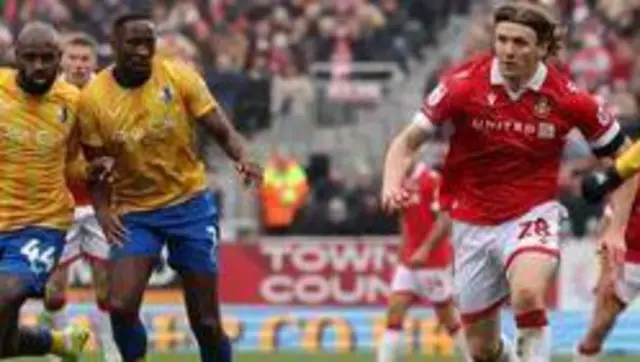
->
xmin=508 ymin=252 xmax=557 ymax=312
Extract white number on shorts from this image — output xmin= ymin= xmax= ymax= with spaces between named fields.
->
xmin=206 ymin=226 xmax=218 ymax=247
xmin=206 ymin=226 xmax=219 ymax=263
xmin=20 ymin=239 xmax=56 ymax=275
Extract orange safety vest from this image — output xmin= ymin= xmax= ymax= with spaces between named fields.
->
xmin=260 ymin=161 xmax=309 ymax=228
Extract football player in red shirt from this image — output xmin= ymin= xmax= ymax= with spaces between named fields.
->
xmin=377 ymin=161 xmax=470 ymax=362
xmin=382 ymin=3 xmax=637 ymax=361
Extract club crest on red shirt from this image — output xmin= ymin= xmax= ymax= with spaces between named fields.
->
xmin=534 ymin=97 xmax=551 ymax=118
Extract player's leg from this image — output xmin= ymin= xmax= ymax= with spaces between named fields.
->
xmin=453 ymin=222 xmax=517 ymax=361
xmin=0 ymin=228 xmax=89 ymax=359
xmin=165 ymin=192 xmax=231 ymax=362
xmin=432 ymin=300 xmax=471 ymax=361
xmin=574 ymin=262 xmax=635 ymax=361
xmin=507 ymin=252 xmax=556 ymax=361
xmin=108 ymin=219 xmax=164 ymax=362
xmin=84 ymin=216 xmax=122 ymax=362
xmin=41 ymin=265 xmax=70 ymax=328
xmin=504 ymin=201 xmax=565 ymax=361
xmin=40 ymin=228 xmax=81 ymax=334
xmin=377 ymin=265 xmax=415 ymax=362
xmin=418 ymin=267 xmax=470 ymax=361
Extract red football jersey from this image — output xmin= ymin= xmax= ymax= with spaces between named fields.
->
xmin=399 ymin=164 xmax=453 ymax=268
xmin=414 ymin=56 xmax=623 ymax=225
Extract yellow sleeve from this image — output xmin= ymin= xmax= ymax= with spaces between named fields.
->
xmin=76 ymin=88 xmax=104 ymax=148
xmin=615 ymin=140 xmax=640 ymax=179
xmin=172 ymin=61 xmax=218 ymax=118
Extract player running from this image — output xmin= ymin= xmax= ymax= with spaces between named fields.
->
xmin=76 ymin=13 xmax=261 ymax=362
xmin=382 ymin=3 xmax=635 ymax=361
xmin=0 ymin=21 xmax=90 ymax=360
xmin=39 ymin=32 xmax=121 ymax=362
xmin=377 ymin=161 xmax=470 ymax=362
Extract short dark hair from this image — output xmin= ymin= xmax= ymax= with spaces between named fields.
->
xmin=111 ymin=12 xmax=152 ymax=35
xmin=494 ymin=3 xmax=557 ymax=46
xmin=63 ymin=32 xmax=98 ymax=51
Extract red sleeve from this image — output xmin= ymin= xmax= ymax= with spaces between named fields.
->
xmin=568 ymin=91 xmax=625 ymax=157
xmin=413 ymin=80 xmax=464 ymax=129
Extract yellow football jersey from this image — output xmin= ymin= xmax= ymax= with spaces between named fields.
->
xmin=0 ymin=69 xmax=78 ymax=231
xmin=77 ymin=58 xmax=218 ymax=213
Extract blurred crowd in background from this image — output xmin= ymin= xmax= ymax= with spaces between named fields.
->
xmin=0 ymin=0 xmax=639 ymax=238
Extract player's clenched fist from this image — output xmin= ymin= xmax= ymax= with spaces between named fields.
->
xmin=235 ymin=160 xmax=263 ymax=187
xmin=381 ymin=186 xmax=411 ymax=213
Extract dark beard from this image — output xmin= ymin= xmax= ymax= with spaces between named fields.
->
xmin=112 ymin=66 xmax=151 ymax=88
xmin=16 ymin=71 xmax=55 ymax=95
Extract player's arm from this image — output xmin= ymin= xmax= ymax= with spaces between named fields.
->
xmin=75 ymin=91 xmax=124 ymax=244
xmin=382 ymin=122 xmax=432 ymax=211
xmin=177 ymin=63 xmax=261 ymax=183
xmin=196 ymin=106 xmax=250 ymax=164
xmin=408 ymin=175 xmax=451 ymax=265
xmin=382 ymin=82 xmax=458 ymax=212
xmin=573 ymin=94 xmax=639 ymax=263
xmin=409 ymin=211 xmax=451 ymax=267
xmin=65 ymin=120 xmax=86 ymax=183
xmin=583 ymin=140 xmax=640 ymax=203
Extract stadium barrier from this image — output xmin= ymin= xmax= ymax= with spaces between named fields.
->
xmin=33 ymin=237 xmax=639 ymax=355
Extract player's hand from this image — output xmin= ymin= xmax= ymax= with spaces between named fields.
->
xmin=381 ymin=187 xmax=410 ymax=213
xmin=235 ymin=160 xmax=262 ymax=187
xmin=581 ymin=166 xmax=623 ymax=204
xmin=95 ymin=206 xmax=127 ymax=247
xmin=408 ymin=247 xmax=430 ymax=268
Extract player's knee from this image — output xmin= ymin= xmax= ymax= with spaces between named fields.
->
xmin=108 ymin=295 xmax=137 ymax=319
xmin=191 ymin=315 xmax=225 ymax=339
xmin=467 ymin=339 xmax=498 ymax=361
xmin=510 ymin=286 xmax=544 ymax=312
xmin=434 ymin=303 xmax=461 ymax=335
xmin=44 ymin=294 xmax=67 ymax=312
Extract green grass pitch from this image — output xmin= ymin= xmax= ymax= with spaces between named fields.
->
xmin=6 ymin=352 xmax=639 ymax=362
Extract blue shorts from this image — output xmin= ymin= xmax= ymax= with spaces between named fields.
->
xmin=0 ymin=227 xmax=66 ymax=296
xmin=112 ymin=191 xmax=220 ymax=274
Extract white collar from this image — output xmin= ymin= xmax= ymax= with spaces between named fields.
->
xmin=490 ymin=57 xmax=547 ymax=99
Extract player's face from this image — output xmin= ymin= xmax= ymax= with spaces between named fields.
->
xmin=15 ymin=42 xmax=60 ymax=94
xmin=494 ymin=22 xmax=544 ymax=81
xmin=61 ymin=44 xmax=96 ymax=87
xmin=116 ymin=20 xmax=156 ymax=78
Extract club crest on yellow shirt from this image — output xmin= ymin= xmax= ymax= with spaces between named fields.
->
xmin=58 ymin=106 xmax=69 ymax=123
xmin=160 ymin=85 xmax=173 ymax=104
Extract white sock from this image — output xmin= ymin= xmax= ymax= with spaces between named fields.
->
xmin=94 ymin=308 xmax=122 ymax=362
xmin=377 ymin=329 xmax=403 ymax=362
xmin=500 ymin=334 xmax=520 ymax=362
xmin=514 ymin=327 xmax=551 ymax=362
xmin=450 ymin=328 xmax=472 ymax=362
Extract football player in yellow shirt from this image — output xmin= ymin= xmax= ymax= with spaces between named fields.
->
xmin=77 ymin=13 xmax=261 ymax=362
xmin=0 ymin=21 xmax=89 ymax=360
xmin=39 ymin=32 xmax=121 ymax=362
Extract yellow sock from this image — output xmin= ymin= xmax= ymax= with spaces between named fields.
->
xmin=50 ymin=330 xmax=67 ymax=355
xmin=615 ymin=140 xmax=640 ymax=179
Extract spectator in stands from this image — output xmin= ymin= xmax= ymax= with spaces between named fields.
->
xmin=260 ymin=148 xmax=309 ymax=235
